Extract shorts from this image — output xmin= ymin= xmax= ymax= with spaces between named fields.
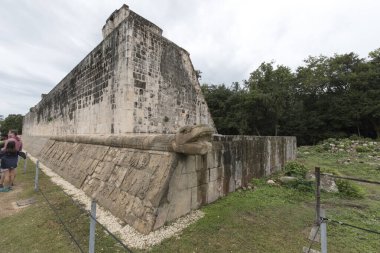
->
xmin=0 ymin=168 xmax=8 ymax=172
xmin=1 ymin=167 xmax=15 ymax=172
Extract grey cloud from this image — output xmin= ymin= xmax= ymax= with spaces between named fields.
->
xmin=1 ymin=0 xmax=380 ymax=117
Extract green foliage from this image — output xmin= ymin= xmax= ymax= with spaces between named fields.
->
xmin=355 ymin=146 xmax=371 ymax=152
xmin=336 ymin=179 xmax=365 ymax=199
xmin=0 ymin=114 xmax=23 ymax=135
xmin=282 ymin=179 xmax=314 ymax=192
xmin=202 ymin=48 xmax=380 ymax=143
xmin=284 ymin=161 xmax=309 ymax=178
xmin=281 ymin=161 xmax=313 ymax=192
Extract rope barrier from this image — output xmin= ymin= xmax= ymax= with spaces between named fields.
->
xmin=323 ymin=218 xmax=380 ymax=235
xmin=39 ymin=187 xmax=85 ymax=253
xmin=44 ymin=182 xmax=133 ymax=252
xmin=320 ymin=173 xmax=380 ymax=185
xmin=306 ymin=224 xmax=320 ymax=253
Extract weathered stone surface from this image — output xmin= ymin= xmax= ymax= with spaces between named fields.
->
xmin=279 ymin=176 xmax=298 ymax=183
xmin=23 ymin=134 xmax=296 ymax=234
xmin=21 ymin=5 xmax=298 ymax=235
xmin=171 ymin=125 xmax=214 ymax=155
xmin=23 ymin=5 xmax=214 ymax=137
xmin=321 ymin=174 xmax=339 ymax=193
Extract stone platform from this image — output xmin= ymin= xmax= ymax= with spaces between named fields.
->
xmin=23 ymin=134 xmax=296 ymax=234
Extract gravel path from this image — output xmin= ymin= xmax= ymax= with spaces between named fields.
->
xmin=28 ymin=154 xmax=204 ymax=249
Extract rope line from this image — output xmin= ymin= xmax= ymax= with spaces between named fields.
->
xmin=320 ymin=173 xmax=380 ymax=185
xmin=36 ymin=168 xmax=132 ymax=252
xmin=87 ymin=211 xmax=133 ymax=253
xmin=50 ymin=184 xmax=133 ymax=252
xmin=323 ymin=218 xmax=380 ymax=235
xmin=306 ymin=225 xmax=320 ymax=253
xmin=39 ymin=188 xmax=85 ymax=253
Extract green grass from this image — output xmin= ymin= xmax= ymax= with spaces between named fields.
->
xmin=0 ymin=158 xmax=129 ymax=253
xmin=142 ymin=143 xmax=380 ymax=252
xmin=1 ymin=140 xmax=379 ymax=252
xmin=137 ymin=185 xmax=315 ymax=253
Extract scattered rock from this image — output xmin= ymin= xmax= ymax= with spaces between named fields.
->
xmin=305 ymin=172 xmax=316 ymax=181
xmin=320 ymin=174 xmax=338 ymax=193
xmin=16 ymin=197 xmax=36 ymax=207
xmin=266 ymin=179 xmax=276 ymax=185
xmin=279 ymin=176 xmax=298 ymax=184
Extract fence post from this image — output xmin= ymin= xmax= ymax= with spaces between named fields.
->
xmin=320 ymin=209 xmax=327 ymax=253
xmin=315 ymin=167 xmax=321 ymax=225
xmin=89 ymin=199 xmax=96 ymax=253
xmin=34 ymin=160 xmax=39 ymax=192
xmin=23 ymin=152 xmax=28 ymax=174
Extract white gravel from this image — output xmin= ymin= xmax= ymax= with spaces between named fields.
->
xmin=28 ymin=154 xmax=204 ymax=249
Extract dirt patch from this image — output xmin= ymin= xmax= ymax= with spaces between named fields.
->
xmin=0 ymin=187 xmax=22 ymax=218
xmin=241 ymin=211 xmax=257 ymax=222
xmin=0 ymin=184 xmax=28 ymax=218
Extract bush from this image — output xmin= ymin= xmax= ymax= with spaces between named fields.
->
xmin=284 ymin=161 xmax=309 ymax=178
xmin=283 ymin=179 xmax=314 ymax=192
xmin=336 ymin=179 xmax=365 ymax=198
xmin=349 ymin=135 xmax=360 ymax=140
xmin=356 ymin=146 xmax=371 ymax=153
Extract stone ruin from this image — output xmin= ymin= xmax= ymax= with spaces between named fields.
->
xmin=23 ymin=5 xmax=296 ymax=234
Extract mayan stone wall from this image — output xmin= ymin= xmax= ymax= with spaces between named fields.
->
xmin=23 ymin=135 xmax=296 ymax=234
xmin=22 ymin=5 xmax=297 ymax=235
xmin=23 ymin=4 xmax=213 ymax=136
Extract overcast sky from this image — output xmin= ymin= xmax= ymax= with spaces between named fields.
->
xmin=1 ymin=0 xmax=379 ymax=117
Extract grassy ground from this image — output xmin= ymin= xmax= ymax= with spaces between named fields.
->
xmin=143 ymin=139 xmax=380 ymax=252
xmin=0 ymin=158 xmax=128 ymax=253
xmin=0 ymin=139 xmax=379 ymax=252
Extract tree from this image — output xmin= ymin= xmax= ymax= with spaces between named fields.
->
xmin=0 ymin=114 xmax=24 ymax=135
xmin=352 ymin=48 xmax=380 ymax=138
xmin=202 ymin=83 xmax=247 ymax=135
xmin=202 ymin=48 xmax=380 ymax=143
xmin=246 ymin=62 xmax=295 ymax=136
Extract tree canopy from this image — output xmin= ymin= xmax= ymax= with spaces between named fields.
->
xmin=0 ymin=114 xmax=23 ymax=135
xmin=202 ymin=49 xmax=380 ymax=145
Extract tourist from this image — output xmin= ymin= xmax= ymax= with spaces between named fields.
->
xmin=0 ymin=133 xmax=8 ymax=149
xmin=0 ymin=130 xmax=23 ymax=187
xmin=0 ymin=133 xmax=7 ymax=181
xmin=2 ymin=130 xmax=23 ymax=152
xmin=0 ymin=141 xmax=26 ymax=191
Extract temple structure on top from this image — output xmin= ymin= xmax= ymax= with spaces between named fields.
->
xmin=24 ymin=4 xmax=214 ymax=136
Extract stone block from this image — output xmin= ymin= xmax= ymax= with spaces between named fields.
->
xmin=166 ymin=188 xmax=191 ymax=221
xmin=207 ymin=179 xmax=222 ymax=203
xmin=209 ymin=167 xmax=222 ymax=182
xmin=153 ymin=205 xmax=169 ymax=230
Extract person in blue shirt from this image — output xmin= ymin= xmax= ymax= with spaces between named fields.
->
xmin=0 ymin=141 xmax=26 ymax=191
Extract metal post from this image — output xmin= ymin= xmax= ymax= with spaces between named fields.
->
xmin=23 ymin=152 xmax=28 ymax=174
xmin=89 ymin=199 xmax=96 ymax=253
xmin=315 ymin=167 xmax=321 ymax=225
xmin=320 ymin=209 xmax=327 ymax=253
xmin=34 ymin=160 xmax=39 ymax=192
